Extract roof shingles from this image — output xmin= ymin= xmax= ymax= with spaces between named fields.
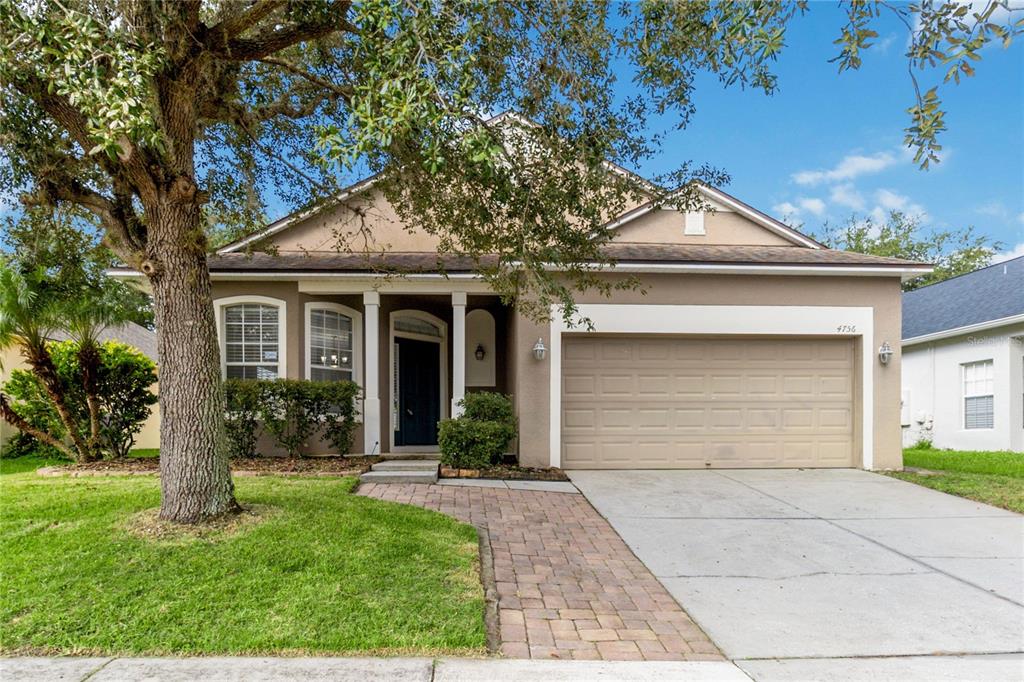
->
xmin=902 ymin=255 xmax=1024 ymax=340
xmin=205 ymin=244 xmax=924 ymax=273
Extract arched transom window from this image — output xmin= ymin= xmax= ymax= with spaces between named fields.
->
xmin=223 ymin=303 xmax=281 ymax=379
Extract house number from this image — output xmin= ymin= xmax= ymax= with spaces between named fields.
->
xmin=836 ymin=324 xmax=857 ymax=333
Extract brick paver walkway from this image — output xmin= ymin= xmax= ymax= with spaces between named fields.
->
xmin=358 ymin=483 xmax=723 ymax=661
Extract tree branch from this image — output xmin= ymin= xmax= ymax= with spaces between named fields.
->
xmin=205 ymin=6 xmax=355 ymax=61
xmin=0 ymin=393 xmax=76 ymax=460
xmin=204 ymin=1 xmax=288 ymax=47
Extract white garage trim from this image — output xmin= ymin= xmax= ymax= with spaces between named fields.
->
xmin=548 ymin=304 xmax=875 ymax=469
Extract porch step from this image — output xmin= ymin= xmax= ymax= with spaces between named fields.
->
xmin=371 ymin=459 xmax=440 ymax=472
xmin=360 ymin=459 xmax=439 ymax=484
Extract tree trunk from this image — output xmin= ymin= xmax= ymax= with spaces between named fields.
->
xmin=149 ymin=207 xmax=239 ymax=523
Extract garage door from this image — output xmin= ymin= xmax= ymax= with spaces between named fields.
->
xmin=561 ymin=336 xmax=855 ymax=469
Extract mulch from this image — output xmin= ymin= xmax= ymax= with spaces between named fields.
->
xmin=37 ymin=456 xmax=379 ymax=478
xmin=440 ymin=464 xmax=569 ymax=481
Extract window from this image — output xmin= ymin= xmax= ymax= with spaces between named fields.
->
xmin=394 ymin=316 xmax=442 ymax=337
xmin=223 ymin=303 xmax=281 ymax=379
xmin=963 ymin=360 xmax=994 ymax=429
xmin=309 ymin=308 xmax=354 ymax=382
xmin=304 ymin=302 xmax=361 ymax=385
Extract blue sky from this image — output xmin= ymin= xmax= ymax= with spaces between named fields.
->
xmin=630 ymin=3 xmax=1024 ymax=261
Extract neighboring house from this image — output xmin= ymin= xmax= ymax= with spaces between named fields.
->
xmin=0 ymin=322 xmax=161 ymax=451
xmin=113 ymin=171 xmax=928 ymax=471
xmin=901 ymin=256 xmax=1024 ymax=452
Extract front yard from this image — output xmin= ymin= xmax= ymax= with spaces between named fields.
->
xmin=0 ymin=456 xmax=485 ymax=656
xmin=890 ymin=447 xmax=1024 ymax=513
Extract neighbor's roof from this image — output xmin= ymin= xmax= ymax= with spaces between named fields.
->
xmin=50 ymin=322 xmax=158 ymax=362
xmin=199 ymin=244 xmax=926 ymax=273
xmin=902 ymin=255 xmax=1024 ymax=342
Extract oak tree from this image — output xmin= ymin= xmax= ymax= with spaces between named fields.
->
xmin=1 ymin=1 xmax=1017 ymax=522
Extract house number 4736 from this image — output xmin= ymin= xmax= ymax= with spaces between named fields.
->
xmin=836 ymin=324 xmax=857 ymax=333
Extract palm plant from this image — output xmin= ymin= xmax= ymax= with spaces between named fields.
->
xmin=0 ymin=260 xmax=88 ymax=460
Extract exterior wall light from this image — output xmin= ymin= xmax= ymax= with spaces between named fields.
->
xmin=474 ymin=344 xmax=486 ymax=361
xmin=878 ymin=341 xmax=894 ymax=365
xmin=532 ymin=338 xmax=547 ymax=361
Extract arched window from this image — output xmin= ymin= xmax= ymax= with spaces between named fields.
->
xmin=305 ymin=303 xmax=362 ymax=384
xmin=221 ymin=302 xmax=282 ymax=379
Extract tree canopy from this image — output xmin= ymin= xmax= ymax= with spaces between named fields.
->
xmin=814 ymin=210 xmax=1003 ymax=291
xmin=1 ymin=0 xmax=1019 ymax=522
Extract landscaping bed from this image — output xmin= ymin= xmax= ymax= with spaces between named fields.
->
xmin=440 ymin=463 xmax=569 ymax=481
xmin=34 ymin=454 xmax=379 ymax=477
xmin=888 ymin=447 xmax=1024 ymax=513
xmin=0 ymin=456 xmax=485 ymax=656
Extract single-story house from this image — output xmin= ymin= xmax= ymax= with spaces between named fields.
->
xmin=115 ymin=174 xmax=929 ymax=470
xmin=901 ymin=256 xmax=1023 ymax=452
xmin=0 ymin=322 xmax=161 ymax=450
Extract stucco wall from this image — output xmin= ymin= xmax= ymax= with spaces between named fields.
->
xmin=614 ymin=209 xmax=794 ymax=246
xmin=513 ymin=274 xmax=905 ymax=470
xmin=901 ymin=323 xmax=1024 ymax=452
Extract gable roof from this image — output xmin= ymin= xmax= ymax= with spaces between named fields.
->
xmin=902 ymin=255 xmax=1024 ymax=342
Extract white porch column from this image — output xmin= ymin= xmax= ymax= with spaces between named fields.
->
xmin=362 ymin=291 xmax=381 ymax=454
xmin=451 ymin=292 xmax=467 ymax=417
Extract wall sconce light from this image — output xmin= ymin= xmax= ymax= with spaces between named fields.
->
xmin=878 ymin=341 xmax=894 ymax=365
xmin=532 ymin=338 xmax=547 ymax=361
xmin=474 ymin=344 xmax=486 ymax=361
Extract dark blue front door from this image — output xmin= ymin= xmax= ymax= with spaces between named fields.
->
xmin=395 ymin=337 xmax=441 ymax=446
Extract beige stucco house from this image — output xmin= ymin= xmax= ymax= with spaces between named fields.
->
xmin=118 ymin=175 xmax=929 ymax=470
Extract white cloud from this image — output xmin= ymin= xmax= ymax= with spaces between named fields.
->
xmin=793 ymin=151 xmax=897 ymax=186
xmin=976 ymin=201 xmax=1009 ymax=219
xmin=772 ymin=201 xmax=800 ymax=218
xmin=873 ymin=188 xmax=927 ymax=220
xmin=798 ymin=197 xmax=827 ymax=217
xmin=772 ymin=198 xmax=826 ymax=221
xmin=993 ymin=242 xmax=1024 ymax=263
xmin=829 ymin=183 xmax=866 ymax=211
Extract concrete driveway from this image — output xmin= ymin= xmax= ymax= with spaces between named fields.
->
xmin=570 ymin=469 xmax=1024 ymax=679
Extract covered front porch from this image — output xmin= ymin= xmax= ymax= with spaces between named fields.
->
xmin=359 ymin=288 xmax=514 ymax=456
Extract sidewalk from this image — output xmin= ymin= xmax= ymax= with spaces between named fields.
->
xmin=2 ymin=656 xmax=750 ymax=681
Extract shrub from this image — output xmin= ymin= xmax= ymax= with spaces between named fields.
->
xmin=222 ymin=379 xmax=361 ymax=457
xmin=438 ymin=419 xmax=516 ymax=470
xmin=438 ymin=392 xmax=517 ymax=469
xmin=1 ymin=340 xmax=157 ymax=459
xmin=224 ymin=379 xmax=263 ymax=458
xmin=461 ymin=391 xmax=516 ymax=429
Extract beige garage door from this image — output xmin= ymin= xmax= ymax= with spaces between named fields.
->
xmin=561 ymin=336 xmax=856 ymax=469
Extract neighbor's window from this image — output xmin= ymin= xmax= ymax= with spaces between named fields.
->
xmin=309 ymin=307 xmax=354 ymax=382
xmin=962 ymin=360 xmax=994 ymax=429
xmin=224 ymin=303 xmax=280 ymax=379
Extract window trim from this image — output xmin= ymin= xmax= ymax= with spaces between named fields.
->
xmin=962 ymin=359 xmax=994 ymax=430
xmin=304 ymin=302 xmax=363 ymax=387
xmin=214 ymin=295 xmax=288 ymax=380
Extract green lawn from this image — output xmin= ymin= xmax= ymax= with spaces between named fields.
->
xmin=0 ymin=456 xmax=485 ymax=656
xmin=889 ymin=447 xmax=1024 ymax=513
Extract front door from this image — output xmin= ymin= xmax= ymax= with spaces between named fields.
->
xmin=395 ymin=336 xmax=441 ymax=446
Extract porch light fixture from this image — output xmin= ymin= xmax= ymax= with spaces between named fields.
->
xmin=878 ymin=341 xmax=894 ymax=365
xmin=474 ymin=344 xmax=486 ymax=361
xmin=532 ymin=337 xmax=547 ymax=361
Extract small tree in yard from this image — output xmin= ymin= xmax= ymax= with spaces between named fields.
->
xmin=0 ymin=1 xmax=1016 ymax=521
xmin=815 ymin=211 xmax=1003 ymax=291
xmin=2 ymin=340 xmax=158 ymax=460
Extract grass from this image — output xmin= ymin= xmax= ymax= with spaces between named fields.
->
xmin=0 ymin=458 xmax=486 ymax=656
xmin=128 ymin=448 xmax=160 ymax=459
xmin=889 ymin=447 xmax=1024 ymax=514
